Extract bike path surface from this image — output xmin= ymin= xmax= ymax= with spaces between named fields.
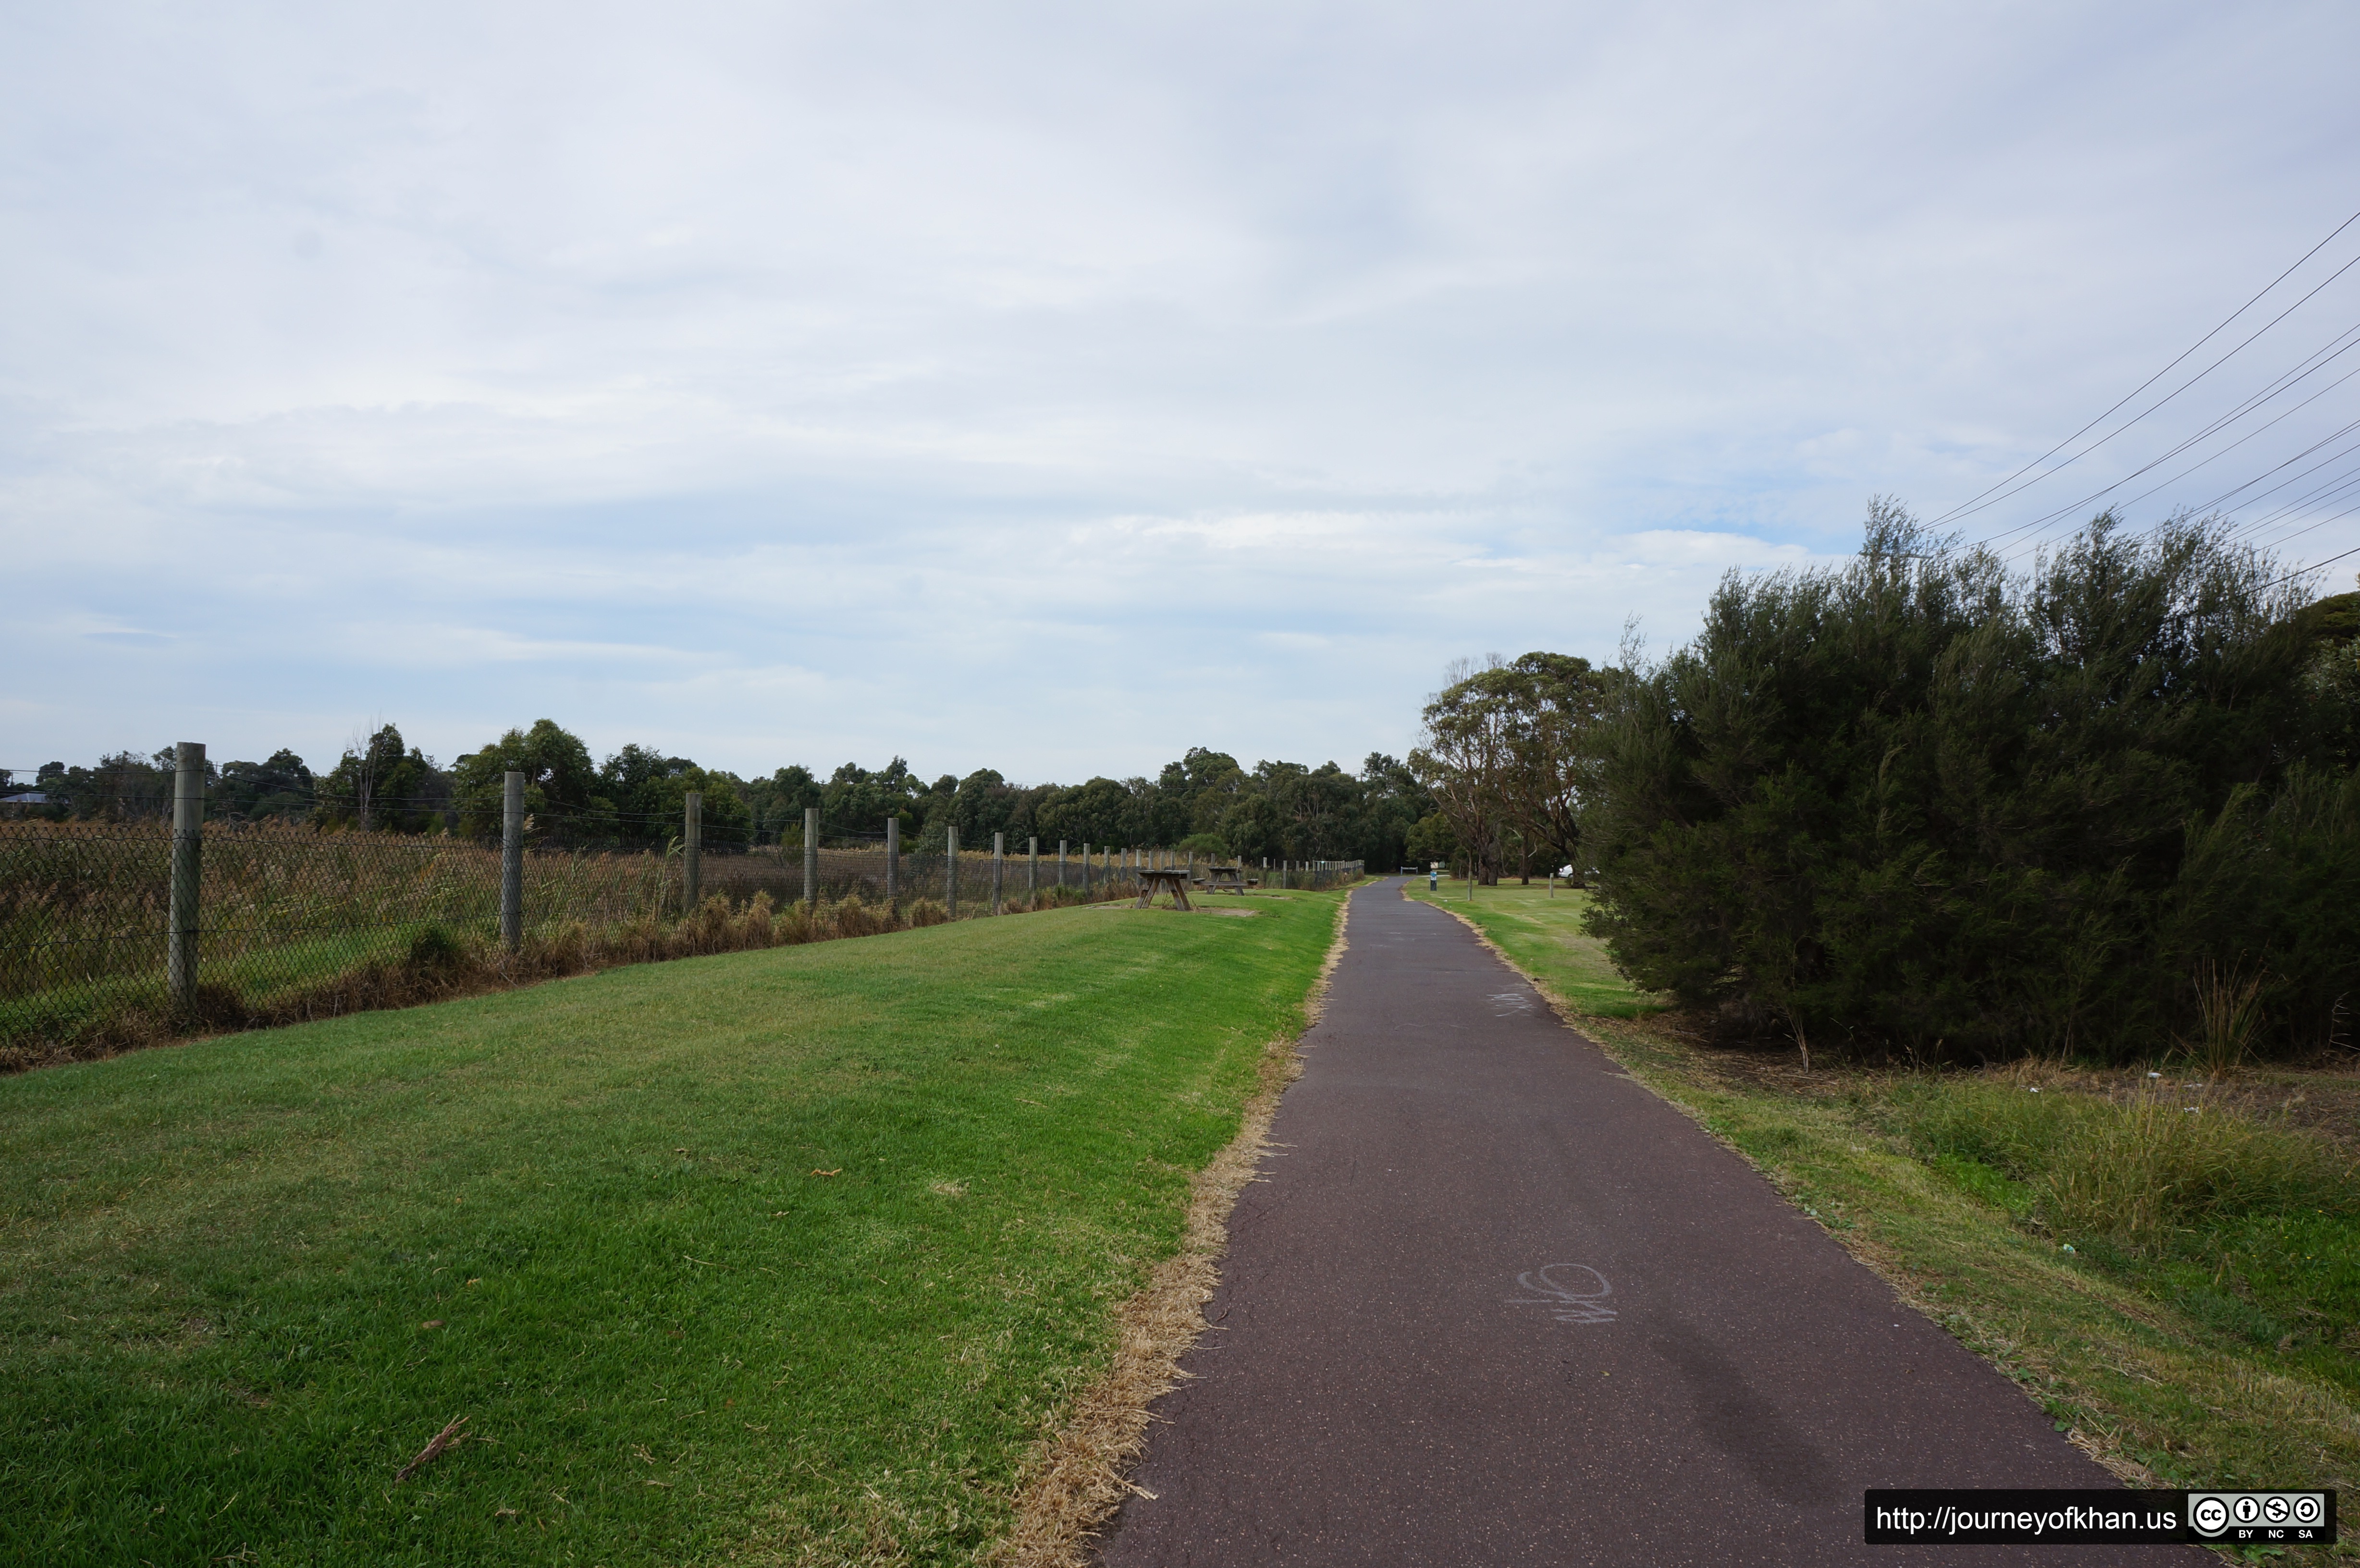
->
xmin=1098 ymin=880 xmax=2189 ymax=1566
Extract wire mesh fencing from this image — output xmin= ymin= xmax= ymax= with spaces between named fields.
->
xmin=0 ymin=808 xmax=1363 ymax=1068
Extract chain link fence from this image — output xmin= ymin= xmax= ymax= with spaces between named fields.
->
xmin=1 ymin=775 xmax=1364 ymax=1067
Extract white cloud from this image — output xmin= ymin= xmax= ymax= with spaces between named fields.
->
xmin=4 ymin=0 xmax=2357 ymax=777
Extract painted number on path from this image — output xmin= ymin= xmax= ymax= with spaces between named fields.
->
xmin=1509 ymin=1263 xmax=1616 ymax=1323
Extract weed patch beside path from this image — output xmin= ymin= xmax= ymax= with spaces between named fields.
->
xmin=1408 ymin=880 xmax=2359 ymax=1541
xmin=0 ymin=889 xmax=1345 ymax=1567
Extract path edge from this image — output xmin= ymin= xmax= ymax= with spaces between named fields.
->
xmin=985 ymin=889 xmax=1355 ymax=1567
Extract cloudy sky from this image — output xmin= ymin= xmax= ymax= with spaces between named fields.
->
xmin=6 ymin=1 xmax=2358 ymax=784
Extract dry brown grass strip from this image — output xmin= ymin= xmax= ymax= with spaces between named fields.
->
xmin=986 ymin=891 xmax=1353 ymax=1568
xmin=4 ymin=891 xmax=970 ymax=1074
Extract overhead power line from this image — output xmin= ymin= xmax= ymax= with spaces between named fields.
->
xmin=1967 ymin=247 xmax=2360 ymax=549
xmin=1935 ymin=206 xmax=2360 ymax=531
xmin=1995 ymin=342 xmax=2360 ymax=562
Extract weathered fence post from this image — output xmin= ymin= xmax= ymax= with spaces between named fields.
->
xmin=1028 ymin=836 xmax=1039 ymax=906
xmin=501 ymin=770 xmax=524 ymax=952
xmin=168 ymin=741 xmax=205 ymax=1015
xmin=1081 ymin=841 xmax=1092 ymax=897
xmin=1057 ymin=838 xmax=1067 ymax=889
xmin=992 ymin=831 xmax=1005 ymax=915
xmin=804 ymin=807 xmax=820 ymax=907
xmin=886 ymin=816 xmax=900 ymax=906
xmin=683 ymin=791 xmax=702 ymax=912
xmin=946 ymin=826 xmax=959 ymax=919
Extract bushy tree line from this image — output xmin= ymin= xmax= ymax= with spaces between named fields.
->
xmin=10 ymin=726 xmax=1428 ymax=866
xmin=1580 ymin=503 xmax=2360 ymax=1063
xmin=449 ymin=734 xmax=1428 ymax=864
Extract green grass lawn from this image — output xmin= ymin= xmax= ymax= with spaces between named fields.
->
xmin=1403 ymin=877 xmax=1665 ymax=1018
xmin=1407 ymin=879 xmax=2359 ymax=1541
xmin=0 ymin=890 xmax=1344 ymax=1567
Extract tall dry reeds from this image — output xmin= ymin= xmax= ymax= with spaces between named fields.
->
xmin=2042 ymin=1073 xmax=2353 ymax=1250
xmin=1892 ymin=1071 xmax=2356 ymax=1253
xmin=2178 ymin=959 xmax=2267 ymax=1081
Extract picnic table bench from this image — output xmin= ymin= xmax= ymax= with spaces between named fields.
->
xmin=1135 ymin=869 xmax=1194 ymax=910
xmin=1196 ymin=862 xmax=1253 ymax=893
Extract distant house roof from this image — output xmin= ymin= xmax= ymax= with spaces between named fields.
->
xmin=1 ymin=791 xmax=52 ymax=805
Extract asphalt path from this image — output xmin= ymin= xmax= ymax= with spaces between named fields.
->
xmin=1097 ymin=879 xmax=2192 ymax=1566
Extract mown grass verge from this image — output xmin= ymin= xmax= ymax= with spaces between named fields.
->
xmin=1408 ymin=879 xmax=2359 ymax=1554
xmin=0 ymin=889 xmax=1344 ymax=1566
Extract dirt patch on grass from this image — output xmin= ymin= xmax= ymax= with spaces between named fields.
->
xmin=987 ymin=894 xmax=1351 ymax=1567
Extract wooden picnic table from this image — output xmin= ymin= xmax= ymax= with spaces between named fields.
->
xmin=1135 ymin=868 xmax=1194 ymax=910
xmin=1198 ymin=862 xmax=1252 ymax=893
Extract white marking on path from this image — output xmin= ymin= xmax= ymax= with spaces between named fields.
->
xmin=1509 ymin=1263 xmax=1616 ymax=1324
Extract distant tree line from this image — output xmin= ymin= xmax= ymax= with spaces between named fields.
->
xmin=1414 ymin=502 xmax=2360 ymax=1062
xmin=7 ymin=725 xmax=1433 ymax=868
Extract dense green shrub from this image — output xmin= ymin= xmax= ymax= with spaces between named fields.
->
xmin=1583 ymin=502 xmax=2360 ymax=1061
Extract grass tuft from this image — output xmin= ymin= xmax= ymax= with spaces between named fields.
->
xmin=1885 ymin=1076 xmax=2357 ymax=1250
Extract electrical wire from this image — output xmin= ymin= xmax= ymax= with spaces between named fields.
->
xmin=2234 ymin=468 xmax=2360 ymax=546
xmin=2189 ymin=420 xmax=2360 ymax=523
xmin=1996 ymin=348 xmax=2360 ymax=562
xmin=1939 ymin=207 xmax=2360 ymax=532
xmin=2257 ymin=539 xmax=2360 ymax=593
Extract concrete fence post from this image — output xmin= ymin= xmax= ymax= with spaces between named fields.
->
xmin=886 ymin=816 xmax=900 ymax=906
xmin=804 ymin=807 xmax=820 ymax=907
xmin=684 ymin=791 xmax=702 ymax=912
xmin=992 ymin=831 xmax=1005 ymax=915
xmin=946 ymin=826 xmax=959 ymax=919
xmin=501 ymin=770 xmax=524 ymax=951
xmin=1028 ymin=836 xmax=1039 ymax=907
xmin=169 ymin=741 xmax=205 ymax=1015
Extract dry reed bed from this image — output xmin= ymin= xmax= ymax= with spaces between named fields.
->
xmin=1 ymin=820 xmax=1348 ymax=1070
xmin=0 ymin=890 xmax=906 ymax=1071
xmin=1 ymin=823 xmax=1122 ymax=989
